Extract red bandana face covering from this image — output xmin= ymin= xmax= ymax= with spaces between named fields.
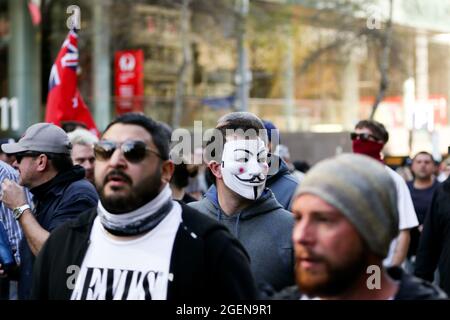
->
xmin=352 ymin=139 xmax=384 ymax=163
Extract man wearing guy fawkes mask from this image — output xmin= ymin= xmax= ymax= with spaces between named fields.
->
xmin=189 ymin=112 xmax=295 ymax=294
xmin=221 ymin=137 xmax=268 ymax=200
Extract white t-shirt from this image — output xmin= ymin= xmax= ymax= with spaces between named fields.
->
xmin=71 ymin=202 xmax=182 ymax=300
xmin=383 ymin=166 xmax=419 ymax=266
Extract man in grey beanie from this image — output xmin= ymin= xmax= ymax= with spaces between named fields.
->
xmin=274 ymin=153 xmax=446 ymax=300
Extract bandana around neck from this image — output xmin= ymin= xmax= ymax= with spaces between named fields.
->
xmin=352 ymin=139 xmax=384 ymax=163
xmin=97 ymin=184 xmax=174 ymax=236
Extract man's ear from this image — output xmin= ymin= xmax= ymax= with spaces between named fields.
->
xmin=208 ymin=161 xmax=223 ymax=180
xmin=36 ymin=154 xmax=49 ymax=172
xmin=161 ymin=159 xmax=175 ymax=184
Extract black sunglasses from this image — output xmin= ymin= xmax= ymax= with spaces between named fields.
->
xmin=350 ymin=132 xmax=380 ymax=142
xmin=15 ymin=151 xmax=45 ymax=164
xmin=94 ymin=140 xmax=162 ymax=163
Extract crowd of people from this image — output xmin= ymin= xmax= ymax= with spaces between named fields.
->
xmin=0 ymin=112 xmax=449 ymax=300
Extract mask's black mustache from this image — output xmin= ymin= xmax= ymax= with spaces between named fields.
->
xmin=236 ymin=174 xmax=266 ymax=183
xmin=104 ymin=170 xmax=132 ymax=185
xmin=250 ymin=175 xmax=265 ymax=182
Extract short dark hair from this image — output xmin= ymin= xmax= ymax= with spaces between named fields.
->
xmin=205 ymin=112 xmax=266 ymax=162
xmin=216 ymin=112 xmax=265 ymax=135
xmin=61 ymin=121 xmax=88 ymax=133
xmin=293 ymin=160 xmax=310 ymax=173
xmin=355 ymin=120 xmax=389 ymax=143
xmin=23 ymin=152 xmax=74 ymax=173
xmin=170 ymin=163 xmax=189 ymax=189
xmin=49 ymin=153 xmax=74 ymax=172
xmin=412 ymin=151 xmax=434 ymax=162
xmin=104 ymin=113 xmax=170 ymax=160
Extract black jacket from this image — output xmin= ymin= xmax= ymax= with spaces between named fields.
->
xmin=19 ymin=165 xmax=98 ymax=299
xmin=31 ymin=204 xmax=257 ymax=300
xmin=272 ymin=267 xmax=447 ymax=300
xmin=415 ymin=176 xmax=450 ymax=295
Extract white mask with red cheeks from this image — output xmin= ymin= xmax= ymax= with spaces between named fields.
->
xmin=221 ymin=138 xmax=269 ymax=200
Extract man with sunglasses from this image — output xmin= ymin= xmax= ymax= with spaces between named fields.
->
xmin=31 ymin=113 xmax=257 ymax=300
xmin=351 ymin=120 xmax=418 ymax=268
xmin=0 ymin=123 xmax=98 ymax=299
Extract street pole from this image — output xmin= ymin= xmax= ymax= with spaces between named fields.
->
xmin=283 ymin=24 xmax=295 ymax=132
xmin=93 ymin=0 xmax=111 ymax=132
xmin=172 ymin=0 xmax=191 ymax=129
xmin=8 ymin=0 xmax=41 ymax=134
xmin=235 ymin=0 xmax=250 ymax=112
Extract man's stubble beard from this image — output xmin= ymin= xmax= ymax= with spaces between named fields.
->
xmin=98 ymin=169 xmax=163 ymax=214
xmin=296 ymin=245 xmax=369 ymax=298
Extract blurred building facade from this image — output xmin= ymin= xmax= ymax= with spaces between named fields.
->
xmin=2 ymin=0 xmax=450 ymax=163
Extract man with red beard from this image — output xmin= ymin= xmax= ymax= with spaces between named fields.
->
xmin=274 ymin=153 xmax=446 ymax=300
xmin=30 ymin=113 xmax=256 ymax=300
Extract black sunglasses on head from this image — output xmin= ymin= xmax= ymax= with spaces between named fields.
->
xmin=94 ymin=140 xmax=162 ymax=163
xmin=350 ymin=132 xmax=380 ymax=142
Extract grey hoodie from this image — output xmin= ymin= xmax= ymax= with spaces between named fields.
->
xmin=188 ymin=188 xmax=295 ymax=292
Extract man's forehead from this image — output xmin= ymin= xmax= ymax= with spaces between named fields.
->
xmin=102 ymin=123 xmax=152 ymax=142
xmin=354 ymin=127 xmax=373 ymax=135
xmin=414 ymin=154 xmax=433 ymax=162
xmin=72 ymin=144 xmax=94 ymax=155
xmin=294 ymin=193 xmax=343 ymax=216
xmin=74 ymin=155 xmax=94 ymax=160
xmin=72 ymin=143 xmax=94 ymax=149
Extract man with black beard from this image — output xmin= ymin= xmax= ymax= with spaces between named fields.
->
xmin=274 ymin=153 xmax=446 ymax=300
xmin=31 ymin=113 xmax=257 ymax=300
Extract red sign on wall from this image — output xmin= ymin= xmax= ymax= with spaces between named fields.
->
xmin=114 ymin=50 xmax=144 ymax=115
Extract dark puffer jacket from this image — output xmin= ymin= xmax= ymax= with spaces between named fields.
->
xmin=19 ymin=165 xmax=98 ymax=299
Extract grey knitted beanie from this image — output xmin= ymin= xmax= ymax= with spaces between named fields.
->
xmin=296 ymin=153 xmax=399 ymax=258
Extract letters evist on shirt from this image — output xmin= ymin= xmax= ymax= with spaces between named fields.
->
xmin=69 ymin=266 xmax=166 ymax=300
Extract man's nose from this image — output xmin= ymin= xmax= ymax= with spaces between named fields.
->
xmin=247 ymin=159 xmax=262 ymax=175
xmin=293 ymin=220 xmax=315 ymax=246
xmin=108 ymin=148 xmax=127 ymax=168
xmin=83 ymin=160 xmax=94 ymax=169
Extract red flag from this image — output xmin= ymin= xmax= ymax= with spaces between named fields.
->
xmin=45 ymin=30 xmax=99 ymax=136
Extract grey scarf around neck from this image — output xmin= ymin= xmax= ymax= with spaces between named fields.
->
xmin=97 ymin=184 xmax=174 ymax=236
